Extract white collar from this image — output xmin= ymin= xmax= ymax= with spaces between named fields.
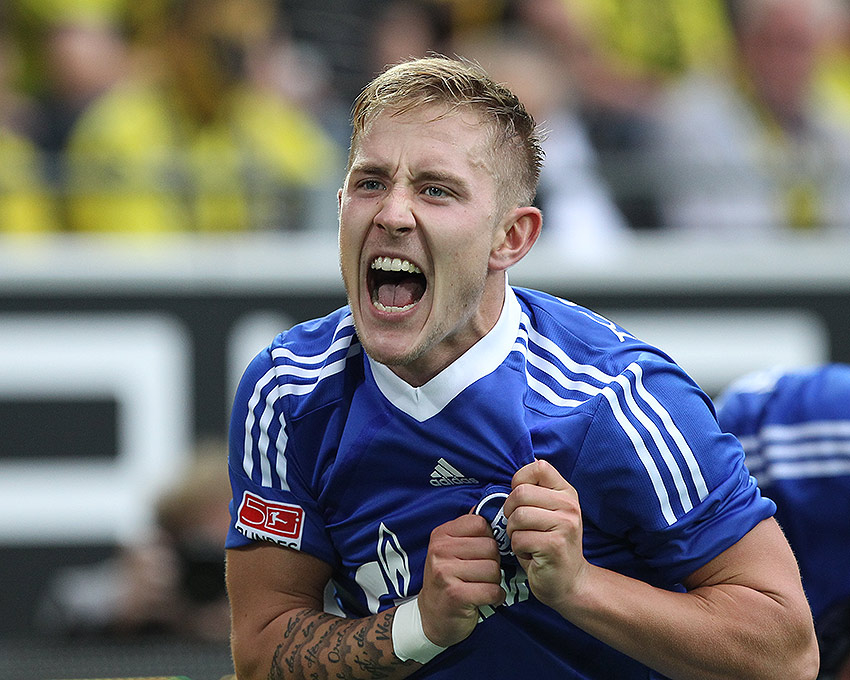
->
xmin=367 ymin=282 xmax=521 ymax=422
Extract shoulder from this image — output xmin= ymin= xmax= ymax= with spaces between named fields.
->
xmin=233 ymin=89 xmax=342 ymax=177
xmin=513 ymin=286 xmax=673 ymax=374
xmin=237 ymin=307 xmax=361 ymax=413
xmin=271 ymin=307 xmax=358 ymax=361
xmin=68 ymin=82 xmax=170 ymax=147
xmin=511 ymin=286 xmax=701 ymax=429
xmin=718 ymin=363 xmax=850 ymax=435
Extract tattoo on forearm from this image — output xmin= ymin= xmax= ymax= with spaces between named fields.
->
xmin=269 ymin=608 xmax=417 ymax=680
xmin=374 ymin=619 xmax=392 ymax=641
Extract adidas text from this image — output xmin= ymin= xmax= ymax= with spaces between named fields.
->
xmin=430 ymin=475 xmax=480 ymax=487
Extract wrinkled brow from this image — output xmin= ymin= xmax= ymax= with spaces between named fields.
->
xmin=347 ymin=162 xmax=390 ymax=178
xmin=348 ymin=163 xmax=474 ymax=195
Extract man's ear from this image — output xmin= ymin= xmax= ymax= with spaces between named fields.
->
xmin=489 ymin=206 xmax=542 ymax=271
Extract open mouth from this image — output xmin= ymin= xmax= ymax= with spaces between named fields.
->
xmin=368 ymin=256 xmax=427 ymax=312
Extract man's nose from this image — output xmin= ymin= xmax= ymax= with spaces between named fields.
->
xmin=374 ymin=187 xmax=416 ymax=236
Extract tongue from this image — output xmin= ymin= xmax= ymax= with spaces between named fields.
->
xmin=377 ymin=280 xmax=422 ymax=308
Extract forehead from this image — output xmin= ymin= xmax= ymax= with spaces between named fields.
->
xmin=350 ymin=106 xmax=496 ymax=175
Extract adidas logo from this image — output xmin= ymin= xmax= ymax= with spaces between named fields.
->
xmin=429 ymin=457 xmax=479 ymax=487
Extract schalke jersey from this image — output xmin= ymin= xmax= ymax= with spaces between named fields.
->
xmin=716 ymin=364 xmax=850 ymax=622
xmin=227 ymin=285 xmax=774 ymax=679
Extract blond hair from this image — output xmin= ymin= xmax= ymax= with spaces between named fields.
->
xmin=348 ymin=55 xmax=544 ymax=208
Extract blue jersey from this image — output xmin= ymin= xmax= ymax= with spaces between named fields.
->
xmin=716 ymin=364 xmax=850 ymax=622
xmin=227 ymin=285 xmax=774 ymax=679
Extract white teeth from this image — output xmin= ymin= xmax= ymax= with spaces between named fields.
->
xmin=370 ymin=256 xmax=421 ymax=274
xmin=373 ymin=300 xmax=416 ymax=313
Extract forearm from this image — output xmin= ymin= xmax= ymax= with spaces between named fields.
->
xmin=557 ymin=564 xmax=817 ymax=680
xmin=225 ymin=528 xmax=494 ymax=680
xmin=507 ymin=466 xmax=818 ymax=680
xmin=234 ymin=606 xmax=421 ymax=680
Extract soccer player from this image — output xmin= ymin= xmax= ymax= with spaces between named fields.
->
xmin=715 ymin=363 xmax=850 ymax=676
xmin=225 ymin=56 xmax=818 ymax=679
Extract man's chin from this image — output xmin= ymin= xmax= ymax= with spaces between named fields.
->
xmin=362 ymin=341 xmax=420 ymax=368
xmin=355 ymin=309 xmax=422 ymax=358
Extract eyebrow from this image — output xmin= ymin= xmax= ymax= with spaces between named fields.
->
xmin=348 ymin=164 xmax=472 ymax=196
xmin=348 ymin=163 xmax=390 ymax=178
xmin=416 ymin=169 xmax=469 ymax=189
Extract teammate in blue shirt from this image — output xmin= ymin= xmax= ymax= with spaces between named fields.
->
xmin=716 ymin=363 xmax=850 ymax=677
xmin=225 ymin=55 xmax=818 ymax=680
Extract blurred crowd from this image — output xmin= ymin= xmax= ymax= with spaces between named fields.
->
xmin=1 ymin=0 xmax=850 ymax=253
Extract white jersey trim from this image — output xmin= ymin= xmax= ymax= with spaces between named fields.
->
xmin=518 ymin=308 xmax=708 ymax=526
xmin=241 ymin=316 xmax=360 ymax=488
xmin=738 ymin=419 xmax=850 ymax=484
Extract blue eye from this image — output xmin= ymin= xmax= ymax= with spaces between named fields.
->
xmin=360 ymin=179 xmax=384 ymax=191
xmin=424 ymin=186 xmax=447 ymax=198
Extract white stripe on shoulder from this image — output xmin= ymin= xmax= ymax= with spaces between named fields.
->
xmin=611 ymin=371 xmax=693 ymax=514
xmin=526 ymin=350 xmax=605 ymax=398
xmin=602 ymin=364 xmax=710 ymax=525
xmin=517 ymin=312 xmax=707 ymax=525
xmin=518 ymin=316 xmax=676 ymax=523
xmin=600 ymin=382 xmax=677 ymax=525
xmin=760 ymin=419 xmax=850 ymax=443
xmin=515 ymin=313 xmax=609 ymax=406
xmin=740 ymin=420 xmax=850 ymax=485
xmin=240 ymin=316 xmax=360 ymax=489
xmin=243 ymin=365 xmax=275 ymax=485
xmin=627 ymin=363 xmax=709 ymax=503
xmin=275 ymin=410 xmax=289 ymax=491
xmin=525 ymin=371 xmax=587 ymax=408
xmin=271 ymin=315 xmax=356 ymax=366
xmin=521 ymin=313 xmax=617 ymax=384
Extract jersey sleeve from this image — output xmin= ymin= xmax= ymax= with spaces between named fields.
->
xmin=571 ymin=354 xmax=775 ymax=584
xmin=225 ymin=342 xmax=335 ymax=566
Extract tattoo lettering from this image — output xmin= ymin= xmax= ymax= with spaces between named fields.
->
xmin=267 ymin=608 xmax=416 ymax=680
xmin=352 ymin=626 xmax=367 ymax=649
xmin=374 ymin=619 xmax=392 ymax=641
xmin=269 ymin=644 xmax=286 ymax=680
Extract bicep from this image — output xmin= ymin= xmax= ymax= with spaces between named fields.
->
xmin=680 ymin=518 xmax=818 ymax=675
xmin=683 ymin=517 xmax=806 ymax=604
xmin=227 ymin=543 xmax=333 ymax=670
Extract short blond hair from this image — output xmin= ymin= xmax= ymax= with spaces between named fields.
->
xmin=348 ymin=55 xmax=544 ymax=208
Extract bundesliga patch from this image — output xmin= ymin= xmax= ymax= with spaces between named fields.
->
xmin=236 ymin=491 xmax=304 ymax=549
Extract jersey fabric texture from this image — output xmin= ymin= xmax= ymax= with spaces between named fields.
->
xmin=227 ymin=285 xmax=775 ymax=679
xmin=716 ymin=364 xmax=850 ymax=622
